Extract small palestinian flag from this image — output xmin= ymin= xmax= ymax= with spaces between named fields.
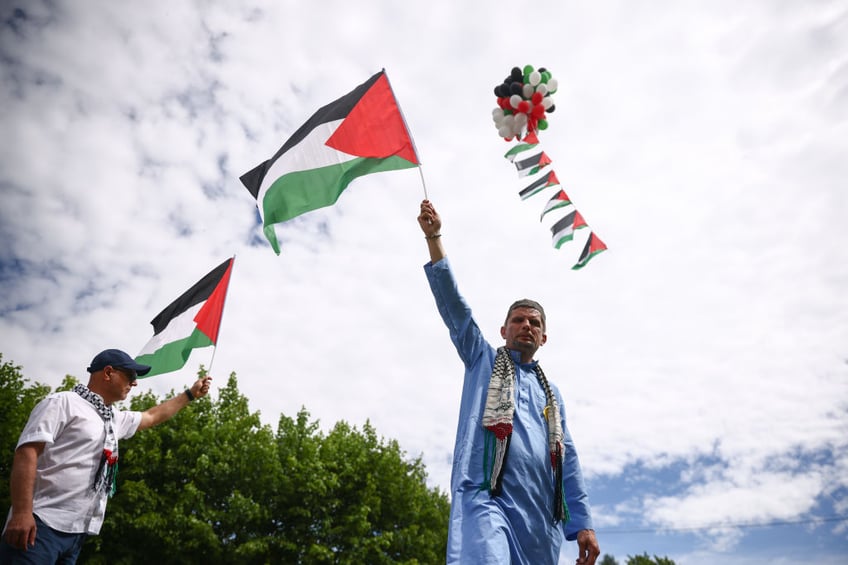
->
xmin=240 ymin=70 xmax=419 ymax=254
xmin=135 ymin=258 xmax=234 ymax=377
xmin=504 ymin=131 xmax=540 ymax=162
xmin=519 ymin=170 xmax=560 ymax=200
xmin=539 ymin=189 xmax=572 ymax=221
xmin=572 ymin=232 xmax=608 ymax=270
xmin=550 ymin=211 xmax=578 ymax=249
xmin=514 ymin=151 xmax=552 ymax=177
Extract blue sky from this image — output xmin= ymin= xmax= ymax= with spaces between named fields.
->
xmin=1 ymin=1 xmax=847 ymax=563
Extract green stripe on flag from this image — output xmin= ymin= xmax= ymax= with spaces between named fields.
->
xmin=135 ymin=328 xmax=214 ymax=378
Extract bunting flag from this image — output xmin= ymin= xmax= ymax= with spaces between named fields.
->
xmin=519 ymin=170 xmax=560 ymax=200
xmin=572 ymin=210 xmax=589 ymax=232
xmin=491 ymin=65 xmax=607 ymax=270
xmin=539 ymin=189 xmax=572 ymax=221
xmin=240 ymin=70 xmax=419 ymax=254
xmin=514 ymin=151 xmax=552 ymax=177
xmin=572 ymin=232 xmax=608 ymax=270
xmin=136 ymin=258 xmax=234 ymax=377
xmin=504 ymin=131 xmax=539 ymax=162
xmin=550 ymin=211 xmax=578 ymax=249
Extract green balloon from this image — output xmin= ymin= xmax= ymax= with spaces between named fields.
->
xmin=538 ymin=119 xmax=549 ymax=130
xmin=541 ymin=71 xmax=551 ymax=83
xmin=523 ymin=64 xmax=534 ymax=75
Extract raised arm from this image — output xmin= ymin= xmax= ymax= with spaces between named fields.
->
xmin=417 ymin=199 xmax=445 ymax=264
xmin=138 ymin=375 xmax=212 ymax=431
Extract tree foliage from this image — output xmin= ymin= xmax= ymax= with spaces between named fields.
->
xmin=599 ymin=555 xmax=620 ymax=565
xmin=626 ymin=552 xmax=677 ymax=565
xmin=1 ymin=360 xmax=450 ymax=564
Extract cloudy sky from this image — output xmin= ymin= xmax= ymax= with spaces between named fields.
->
xmin=2 ymin=1 xmax=847 ymax=563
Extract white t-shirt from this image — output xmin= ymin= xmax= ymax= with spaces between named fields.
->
xmin=8 ymin=391 xmax=141 ymax=535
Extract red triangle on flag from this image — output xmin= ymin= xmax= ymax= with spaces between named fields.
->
xmin=523 ymin=131 xmax=540 ymax=144
xmin=193 ymin=259 xmax=233 ymax=344
xmin=574 ymin=211 xmax=588 ymax=230
xmin=326 ymin=73 xmax=419 ymax=165
xmin=538 ymin=152 xmax=552 ymax=168
xmin=589 ymin=232 xmax=608 ymax=253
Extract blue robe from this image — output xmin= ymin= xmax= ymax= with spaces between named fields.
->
xmin=425 ymin=258 xmax=593 ymax=564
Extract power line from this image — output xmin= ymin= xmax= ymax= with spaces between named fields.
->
xmin=602 ymin=515 xmax=848 ymax=535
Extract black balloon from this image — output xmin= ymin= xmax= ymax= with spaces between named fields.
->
xmin=510 ymin=81 xmax=523 ymax=95
xmin=538 ymin=67 xmax=547 ymax=73
xmin=546 ymin=104 xmax=555 ymax=113
xmin=511 ymin=67 xmax=523 ymax=81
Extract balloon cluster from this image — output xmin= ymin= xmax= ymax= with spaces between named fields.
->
xmin=492 ymin=65 xmax=558 ymax=141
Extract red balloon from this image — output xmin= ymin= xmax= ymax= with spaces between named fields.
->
xmin=531 ymin=104 xmax=546 ymax=119
xmin=517 ymin=100 xmax=530 ymax=114
xmin=531 ymin=92 xmax=543 ymax=105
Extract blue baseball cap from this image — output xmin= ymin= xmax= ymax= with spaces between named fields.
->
xmin=87 ymin=349 xmax=151 ymax=376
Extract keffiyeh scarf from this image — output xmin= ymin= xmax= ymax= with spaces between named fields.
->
xmin=74 ymin=384 xmax=120 ymax=497
xmin=481 ymin=347 xmax=570 ymax=523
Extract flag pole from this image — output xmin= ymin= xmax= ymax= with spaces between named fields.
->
xmin=418 ymin=166 xmax=428 ymax=200
xmin=382 ymin=68 xmax=427 ymax=199
xmin=206 ymin=254 xmax=236 ymax=376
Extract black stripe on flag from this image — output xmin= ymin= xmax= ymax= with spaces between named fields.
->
xmin=519 ymin=172 xmax=553 ymax=199
xmin=149 ymin=258 xmax=232 ymax=336
xmin=240 ymin=71 xmax=385 ymax=199
xmin=514 ymin=151 xmax=544 ymax=172
xmin=550 ymin=211 xmax=576 ymax=236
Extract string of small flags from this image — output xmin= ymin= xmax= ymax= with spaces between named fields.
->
xmin=493 ymin=65 xmax=607 ymax=270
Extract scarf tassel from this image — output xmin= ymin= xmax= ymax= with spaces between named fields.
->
xmin=552 ymin=444 xmax=570 ymax=524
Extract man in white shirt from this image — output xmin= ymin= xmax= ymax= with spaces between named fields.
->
xmin=0 ymin=349 xmax=212 ymax=564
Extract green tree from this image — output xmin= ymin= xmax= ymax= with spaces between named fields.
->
xmin=75 ymin=369 xmax=449 ymax=564
xmin=599 ymin=555 xmax=620 ymax=565
xmin=1 ymin=361 xmax=449 ymax=563
xmin=627 ymin=552 xmax=677 ymax=565
xmin=272 ymin=414 xmax=449 ymax=564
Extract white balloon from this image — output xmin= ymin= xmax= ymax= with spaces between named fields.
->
xmin=542 ymin=96 xmax=553 ymax=109
xmin=529 ymin=71 xmax=541 ymax=86
xmin=498 ymin=125 xmax=513 ymax=138
xmin=535 ymin=83 xmax=548 ymax=95
xmin=547 ymin=78 xmax=558 ymax=93
xmin=514 ymin=112 xmax=528 ymax=126
xmin=523 ymin=83 xmax=534 ymax=98
xmin=492 ymin=107 xmax=505 ymax=119
xmin=503 ymin=114 xmax=515 ymax=128
xmin=510 ymin=94 xmax=522 ymax=109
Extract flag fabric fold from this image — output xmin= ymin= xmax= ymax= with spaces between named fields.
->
xmin=504 ymin=131 xmax=540 ymax=162
xmin=539 ymin=189 xmax=572 ymax=221
xmin=240 ymin=70 xmax=419 ymax=254
xmin=519 ymin=171 xmax=560 ymax=200
xmin=514 ymin=151 xmax=552 ymax=178
xmin=572 ymin=232 xmax=608 ymax=270
xmin=136 ymin=258 xmax=234 ymax=377
xmin=550 ymin=211 xmax=577 ymax=249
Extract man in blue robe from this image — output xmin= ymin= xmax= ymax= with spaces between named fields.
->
xmin=418 ymin=200 xmax=600 ymax=565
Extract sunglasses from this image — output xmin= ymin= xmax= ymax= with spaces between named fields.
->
xmin=110 ymin=366 xmax=137 ymax=383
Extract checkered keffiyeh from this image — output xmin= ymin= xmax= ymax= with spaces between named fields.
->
xmin=481 ymin=347 xmax=570 ymax=523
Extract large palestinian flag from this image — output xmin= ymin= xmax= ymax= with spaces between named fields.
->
xmin=240 ymin=70 xmax=419 ymax=254
xmin=135 ymin=258 xmax=234 ymax=377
